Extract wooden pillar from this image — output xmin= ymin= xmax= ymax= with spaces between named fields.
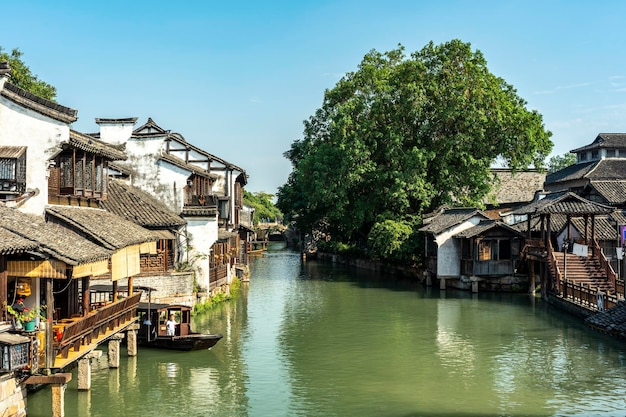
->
xmin=112 ymin=281 xmax=118 ymax=303
xmin=108 ymin=333 xmax=125 ymax=368
xmin=45 ymin=278 xmax=55 ymax=370
xmin=128 ymin=276 xmax=134 ymax=296
xmin=25 ymin=374 xmax=72 ymax=417
xmin=0 ymin=257 xmax=6 ymax=322
xmin=529 ymin=260 xmax=536 ymax=293
xmin=82 ymin=276 xmax=90 ymax=316
xmin=77 ymin=350 xmax=102 ymax=390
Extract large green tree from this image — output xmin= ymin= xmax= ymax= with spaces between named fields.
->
xmin=243 ymin=190 xmax=283 ymax=225
xmin=547 ymin=152 xmax=576 ymax=173
xmin=277 ymin=40 xmax=552 ymax=260
xmin=0 ymin=47 xmax=56 ymax=100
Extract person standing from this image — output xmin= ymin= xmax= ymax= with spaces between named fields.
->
xmin=166 ymin=314 xmax=177 ymax=336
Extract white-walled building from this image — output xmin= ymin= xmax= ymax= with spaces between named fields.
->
xmin=94 ymin=117 xmax=248 ymax=292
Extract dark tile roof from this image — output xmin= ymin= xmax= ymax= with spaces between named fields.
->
xmin=67 ymin=130 xmax=127 ymax=161
xmin=0 ymin=206 xmax=110 ymax=264
xmin=585 ymin=159 xmax=626 ymax=180
xmin=570 ymin=216 xmax=617 ymax=241
xmin=45 ymin=206 xmax=158 ymax=250
xmin=181 ymin=206 xmax=219 ymax=217
xmin=486 ymin=169 xmax=546 ymax=205
xmin=0 ymin=228 xmax=38 ymax=255
xmin=546 ymin=159 xmax=626 ymax=185
xmin=453 ymin=220 xmax=525 ymax=239
xmin=419 ymin=208 xmax=489 ymax=234
xmin=590 ymin=181 xmax=626 ymax=205
xmin=585 ymin=299 xmax=626 ymax=337
xmin=571 ymin=133 xmax=626 ymax=153
xmin=0 ymin=82 xmax=78 ymax=123
xmin=107 ymin=161 xmax=132 ymax=176
xmin=100 ymin=179 xmax=186 ymax=229
xmin=610 ymin=210 xmax=626 ymax=226
xmin=511 ymin=213 xmax=568 ymax=234
xmin=509 ymin=192 xmax=614 ymax=216
xmin=545 ymin=161 xmax=596 ymax=184
xmin=95 ymin=117 xmax=138 ymax=125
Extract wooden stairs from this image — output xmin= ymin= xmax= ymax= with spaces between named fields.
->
xmin=553 ymin=252 xmax=614 ymax=293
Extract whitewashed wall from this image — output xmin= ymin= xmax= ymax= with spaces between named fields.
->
xmin=435 ymin=217 xmax=484 ymax=278
xmin=186 ymin=217 xmax=219 ymax=290
xmin=0 ymin=91 xmax=70 ymax=216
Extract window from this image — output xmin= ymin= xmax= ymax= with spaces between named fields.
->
xmin=591 ymin=150 xmax=599 ymax=160
xmin=606 ymin=149 xmax=615 ymax=157
xmin=49 ymin=149 xmax=107 ymax=200
xmin=478 ymin=239 xmax=511 ymax=260
xmin=185 ymin=175 xmax=215 ymax=206
xmin=579 ymin=152 xmax=587 ymax=162
xmin=0 ymin=147 xmax=26 ymax=199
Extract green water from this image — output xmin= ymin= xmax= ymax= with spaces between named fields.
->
xmin=27 ymin=243 xmax=626 ymax=416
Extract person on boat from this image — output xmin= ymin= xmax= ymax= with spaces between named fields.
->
xmin=166 ymin=314 xmax=177 ymax=336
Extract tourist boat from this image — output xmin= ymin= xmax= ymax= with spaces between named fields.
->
xmin=137 ymin=302 xmax=223 ymax=351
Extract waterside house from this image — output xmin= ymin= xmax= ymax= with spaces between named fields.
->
xmin=93 ymin=118 xmax=250 ymax=298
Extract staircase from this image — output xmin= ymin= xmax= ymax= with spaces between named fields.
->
xmin=553 ymin=252 xmax=614 ymax=293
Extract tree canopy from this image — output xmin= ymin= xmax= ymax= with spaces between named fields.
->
xmin=547 ymin=152 xmax=576 ymax=174
xmin=277 ymin=40 xmax=553 ymax=262
xmin=243 ymin=190 xmax=283 ymax=225
xmin=0 ymin=47 xmax=56 ymax=100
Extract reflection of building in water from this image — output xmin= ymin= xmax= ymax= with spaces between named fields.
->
xmin=435 ymin=299 xmax=476 ymax=380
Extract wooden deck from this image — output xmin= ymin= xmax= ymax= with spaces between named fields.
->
xmin=52 ymin=292 xmax=141 ymax=370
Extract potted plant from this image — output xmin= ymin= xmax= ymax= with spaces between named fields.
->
xmin=5 ymin=299 xmax=47 ymax=331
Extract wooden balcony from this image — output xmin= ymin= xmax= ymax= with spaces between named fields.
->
xmin=461 ymin=259 xmax=515 ymax=276
xmin=51 ymin=292 xmax=141 ymax=370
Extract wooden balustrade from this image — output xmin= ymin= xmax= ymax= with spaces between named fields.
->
xmin=54 ymin=292 xmax=141 ymax=360
xmin=593 ymin=238 xmax=618 ymax=290
xmin=559 ymin=279 xmax=620 ymax=312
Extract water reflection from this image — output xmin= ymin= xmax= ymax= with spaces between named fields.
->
xmin=27 ymin=244 xmax=626 ymax=417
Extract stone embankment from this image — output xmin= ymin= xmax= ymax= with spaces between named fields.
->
xmin=585 ymin=300 xmax=626 ymax=340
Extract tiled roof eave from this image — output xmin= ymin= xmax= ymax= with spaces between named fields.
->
xmin=1 ymin=83 xmax=77 ymax=123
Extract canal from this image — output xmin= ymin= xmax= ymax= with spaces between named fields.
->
xmin=28 ymin=243 xmax=626 ymax=416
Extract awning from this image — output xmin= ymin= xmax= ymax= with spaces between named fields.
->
xmin=7 ymin=259 xmax=67 ymax=279
xmin=111 ymin=245 xmax=141 ymax=281
xmin=72 ymin=259 xmax=110 ymax=279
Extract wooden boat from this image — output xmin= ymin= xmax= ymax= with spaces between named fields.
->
xmin=136 ymin=302 xmax=222 ymax=351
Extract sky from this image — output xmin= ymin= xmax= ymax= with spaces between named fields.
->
xmin=3 ymin=1 xmax=626 ymax=196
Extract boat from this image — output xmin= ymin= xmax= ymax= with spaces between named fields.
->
xmin=136 ymin=302 xmax=223 ymax=351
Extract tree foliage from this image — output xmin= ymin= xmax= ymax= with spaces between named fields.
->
xmin=0 ymin=47 xmax=56 ymax=101
xmin=243 ymin=190 xmax=283 ymax=225
xmin=277 ymin=39 xmax=553 ymax=261
xmin=547 ymin=152 xmax=576 ymax=173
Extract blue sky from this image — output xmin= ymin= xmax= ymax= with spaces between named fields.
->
xmin=3 ymin=1 xmax=626 ymax=195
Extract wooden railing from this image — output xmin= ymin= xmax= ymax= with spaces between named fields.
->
xmin=560 ymin=280 xmax=620 ymax=311
xmin=592 ymin=238 xmax=618 ymax=290
xmin=54 ymin=292 xmax=141 ymax=359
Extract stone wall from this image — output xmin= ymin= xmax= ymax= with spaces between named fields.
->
xmin=114 ymin=271 xmax=196 ymax=307
xmin=0 ymin=374 xmax=26 ymax=417
xmin=317 ymin=252 xmax=421 ymax=278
